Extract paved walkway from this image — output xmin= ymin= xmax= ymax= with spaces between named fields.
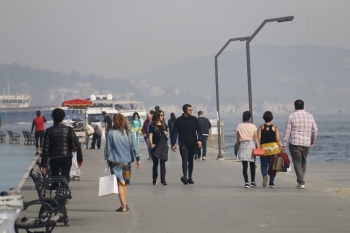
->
xmin=19 ymin=142 xmax=350 ymax=233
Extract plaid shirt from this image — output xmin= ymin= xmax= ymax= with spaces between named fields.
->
xmin=282 ymin=110 xmax=318 ymax=147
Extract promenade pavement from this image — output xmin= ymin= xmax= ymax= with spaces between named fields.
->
xmin=19 ymin=142 xmax=350 ymax=233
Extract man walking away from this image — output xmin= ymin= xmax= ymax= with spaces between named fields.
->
xmin=171 ymin=104 xmax=202 ymax=185
xmin=31 ymin=110 xmax=47 ymax=156
xmin=0 ymin=114 xmax=2 ymax=131
xmin=282 ymin=99 xmax=318 ymax=189
xmin=142 ymin=113 xmax=153 ymax=160
xmin=197 ymin=111 xmax=211 ymax=161
xmin=90 ymin=123 xmax=103 ymax=149
xmin=102 ymin=111 xmax=112 ymax=136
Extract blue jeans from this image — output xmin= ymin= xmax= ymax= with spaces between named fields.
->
xmin=260 ymin=156 xmax=275 ymax=184
xmin=144 ymin=137 xmax=152 ymax=157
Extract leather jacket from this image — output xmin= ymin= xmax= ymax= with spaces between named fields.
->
xmin=41 ymin=124 xmax=83 ymax=167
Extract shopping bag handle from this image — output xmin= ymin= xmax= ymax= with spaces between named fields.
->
xmin=105 ymin=162 xmax=111 ymax=176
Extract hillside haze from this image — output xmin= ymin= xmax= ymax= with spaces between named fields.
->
xmin=0 ymin=45 xmax=349 ymax=114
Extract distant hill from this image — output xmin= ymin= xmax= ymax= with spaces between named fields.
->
xmin=127 ymin=44 xmax=350 ymax=114
xmin=1 ymin=44 xmax=350 ymax=114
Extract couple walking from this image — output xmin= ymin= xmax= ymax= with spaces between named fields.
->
xmin=236 ymin=99 xmax=318 ymax=189
xmin=148 ymin=104 xmax=205 ymax=185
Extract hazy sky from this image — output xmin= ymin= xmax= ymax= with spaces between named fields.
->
xmin=1 ymin=1 xmax=350 ymax=78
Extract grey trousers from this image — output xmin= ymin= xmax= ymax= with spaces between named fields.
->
xmin=289 ymin=144 xmax=310 ymax=185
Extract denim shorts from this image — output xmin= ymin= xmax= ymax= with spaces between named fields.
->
xmin=109 ymin=162 xmax=131 ymax=185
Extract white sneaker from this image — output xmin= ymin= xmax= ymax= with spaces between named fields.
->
xmin=296 ymin=184 xmax=305 ymax=189
xmin=262 ymin=176 xmax=268 ymax=187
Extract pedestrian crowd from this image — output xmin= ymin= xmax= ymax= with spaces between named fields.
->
xmin=7 ymin=99 xmax=317 ymax=214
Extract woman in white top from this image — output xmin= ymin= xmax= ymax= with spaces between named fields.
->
xmin=236 ymin=111 xmax=259 ymax=188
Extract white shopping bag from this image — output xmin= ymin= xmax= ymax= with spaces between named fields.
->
xmin=70 ymin=152 xmax=81 ymax=177
xmin=98 ymin=175 xmax=118 ymax=196
xmin=99 ymin=163 xmax=118 ymax=196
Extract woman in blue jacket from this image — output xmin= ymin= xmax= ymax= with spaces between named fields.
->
xmin=104 ymin=113 xmax=140 ymax=212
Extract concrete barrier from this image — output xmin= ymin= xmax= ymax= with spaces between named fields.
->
xmin=207 ymin=119 xmax=224 ymax=149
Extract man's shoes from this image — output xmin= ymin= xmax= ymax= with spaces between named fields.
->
xmin=202 ymin=156 xmax=206 ymax=160
xmin=98 ymin=147 xmax=100 ymax=149
xmin=152 ymin=179 xmax=157 ymax=185
xmin=188 ymin=178 xmax=194 ymax=184
xmin=269 ymin=183 xmax=276 ymax=188
xmin=245 ymin=183 xmax=250 ymax=189
xmin=161 ymin=182 xmax=167 ymax=185
xmin=250 ymin=182 xmax=257 ymax=188
xmin=194 ymin=155 xmax=198 ymax=160
xmin=296 ymin=184 xmax=305 ymax=189
xmin=262 ymin=176 xmax=268 ymax=187
xmin=181 ymin=176 xmax=188 ymax=185
xmin=89 ymin=148 xmax=95 ymax=149
xmin=147 ymin=157 xmax=152 ymax=160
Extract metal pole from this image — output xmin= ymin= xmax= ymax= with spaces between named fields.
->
xmin=214 ymin=57 xmax=223 ymax=159
xmin=246 ymin=16 xmax=294 ymax=123
xmin=246 ymin=42 xmax=253 ymax=123
xmin=215 ymin=37 xmax=249 ymax=160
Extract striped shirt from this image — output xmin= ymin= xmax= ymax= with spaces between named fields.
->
xmin=282 ymin=110 xmax=318 ymax=147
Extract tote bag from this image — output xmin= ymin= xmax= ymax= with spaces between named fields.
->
xmin=99 ymin=164 xmax=118 ymax=196
xmin=272 ymin=156 xmax=286 ymax=172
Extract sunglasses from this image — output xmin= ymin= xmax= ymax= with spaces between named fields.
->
xmin=160 ymin=115 xmax=164 ymax=116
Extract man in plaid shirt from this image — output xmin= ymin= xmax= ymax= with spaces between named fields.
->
xmin=282 ymin=100 xmax=318 ymax=189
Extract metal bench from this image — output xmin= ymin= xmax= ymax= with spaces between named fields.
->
xmin=36 ymin=159 xmax=52 ymax=179
xmin=0 ymin=131 xmax=5 ymax=143
xmin=29 ymin=169 xmax=72 ymax=226
xmin=7 ymin=130 xmax=20 ymax=144
xmin=22 ymin=131 xmax=35 ymax=145
xmin=15 ymin=199 xmax=59 ymax=233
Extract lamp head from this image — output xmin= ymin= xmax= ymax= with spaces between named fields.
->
xmin=277 ymin=16 xmax=294 ymax=23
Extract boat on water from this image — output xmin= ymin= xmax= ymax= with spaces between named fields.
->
xmin=0 ymin=79 xmax=31 ymax=109
xmin=0 ymin=87 xmax=147 ymax=126
xmin=86 ymin=94 xmax=147 ymax=124
xmin=0 ymin=81 xmax=56 ymax=123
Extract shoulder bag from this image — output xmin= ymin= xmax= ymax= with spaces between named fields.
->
xmin=253 ymin=148 xmax=265 ymax=156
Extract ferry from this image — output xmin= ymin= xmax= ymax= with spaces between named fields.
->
xmin=86 ymin=94 xmax=147 ymax=124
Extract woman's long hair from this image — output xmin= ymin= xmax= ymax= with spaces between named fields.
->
xmin=152 ymin=110 xmax=166 ymax=132
xmin=113 ymin=113 xmax=130 ymax=135
xmin=132 ymin=112 xmax=139 ymax=120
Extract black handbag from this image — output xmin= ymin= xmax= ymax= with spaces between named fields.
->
xmin=152 ymin=133 xmax=169 ymax=161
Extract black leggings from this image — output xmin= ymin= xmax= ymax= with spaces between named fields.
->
xmin=152 ymin=157 xmax=166 ymax=183
xmin=50 ymin=157 xmax=72 ymax=189
xmin=35 ymin=131 xmax=45 ymax=148
xmin=242 ymin=161 xmax=255 ymax=183
xmin=179 ymin=147 xmax=195 ymax=178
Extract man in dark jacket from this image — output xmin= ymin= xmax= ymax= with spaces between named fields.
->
xmin=41 ymin=108 xmax=83 ymax=185
xmin=171 ymin=104 xmax=202 ymax=185
xmin=197 ymin=111 xmax=211 ymax=161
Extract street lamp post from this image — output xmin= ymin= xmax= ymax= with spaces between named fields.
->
xmin=246 ymin=16 xmax=294 ymax=123
xmin=215 ymin=36 xmax=250 ymax=160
